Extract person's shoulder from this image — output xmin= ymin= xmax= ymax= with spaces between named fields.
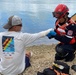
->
xmin=20 ymin=32 xmax=29 ymax=35
xmin=19 ymin=32 xmax=31 ymax=37
xmin=0 ymin=32 xmax=5 ymax=34
xmin=0 ymin=32 xmax=6 ymax=37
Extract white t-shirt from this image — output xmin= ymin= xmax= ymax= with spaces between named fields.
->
xmin=0 ymin=29 xmax=51 ymax=75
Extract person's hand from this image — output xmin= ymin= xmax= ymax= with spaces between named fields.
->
xmin=46 ymin=29 xmax=56 ymax=39
xmin=40 ymin=28 xmax=56 ymax=37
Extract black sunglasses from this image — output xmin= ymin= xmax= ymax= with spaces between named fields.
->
xmin=52 ymin=12 xmax=63 ymax=18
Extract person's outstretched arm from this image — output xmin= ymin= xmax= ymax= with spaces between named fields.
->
xmin=23 ymin=28 xmax=53 ymax=46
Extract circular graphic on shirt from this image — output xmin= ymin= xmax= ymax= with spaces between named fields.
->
xmin=67 ymin=30 xmax=73 ymax=36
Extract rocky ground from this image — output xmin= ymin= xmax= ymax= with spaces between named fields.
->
xmin=21 ymin=44 xmax=76 ymax=75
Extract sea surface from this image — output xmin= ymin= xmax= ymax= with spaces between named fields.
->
xmin=0 ymin=0 xmax=75 ymax=45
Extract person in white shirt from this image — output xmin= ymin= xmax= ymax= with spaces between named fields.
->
xmin=0 ymin=15 xmax=53 ymax=75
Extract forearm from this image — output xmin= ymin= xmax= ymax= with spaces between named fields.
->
xmin=24 ymin=29 xmax=53 ymax=45
xmin=54 ymin=34 xmax=73 ymax=44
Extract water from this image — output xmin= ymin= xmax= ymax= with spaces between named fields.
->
xmin=0 ymin=0 xmax=76 ymax=45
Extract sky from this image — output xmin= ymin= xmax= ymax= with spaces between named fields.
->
xmin=0 ymin=0 xmax=75 ymax=14
xmin=0 ymin=0 xmax=76 ymax=45
xmin=0 ymin=0 xmax=76 ymax=32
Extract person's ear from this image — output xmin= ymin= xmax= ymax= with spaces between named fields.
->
xmin=13 ymin=26 xmax=16 ymax=28
xmin=12 ymin=26 xmax=17 ymax=30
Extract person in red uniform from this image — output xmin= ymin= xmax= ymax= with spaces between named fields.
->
xmin=47 ymin=4 xmax=76 ymax=62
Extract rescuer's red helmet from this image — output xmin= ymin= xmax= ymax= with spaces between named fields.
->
xmin=53 ymin=4 xmax=69 ymax=18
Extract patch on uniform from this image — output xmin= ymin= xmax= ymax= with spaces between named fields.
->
xmin=67 ymin=30 xmax=73 ymax=36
